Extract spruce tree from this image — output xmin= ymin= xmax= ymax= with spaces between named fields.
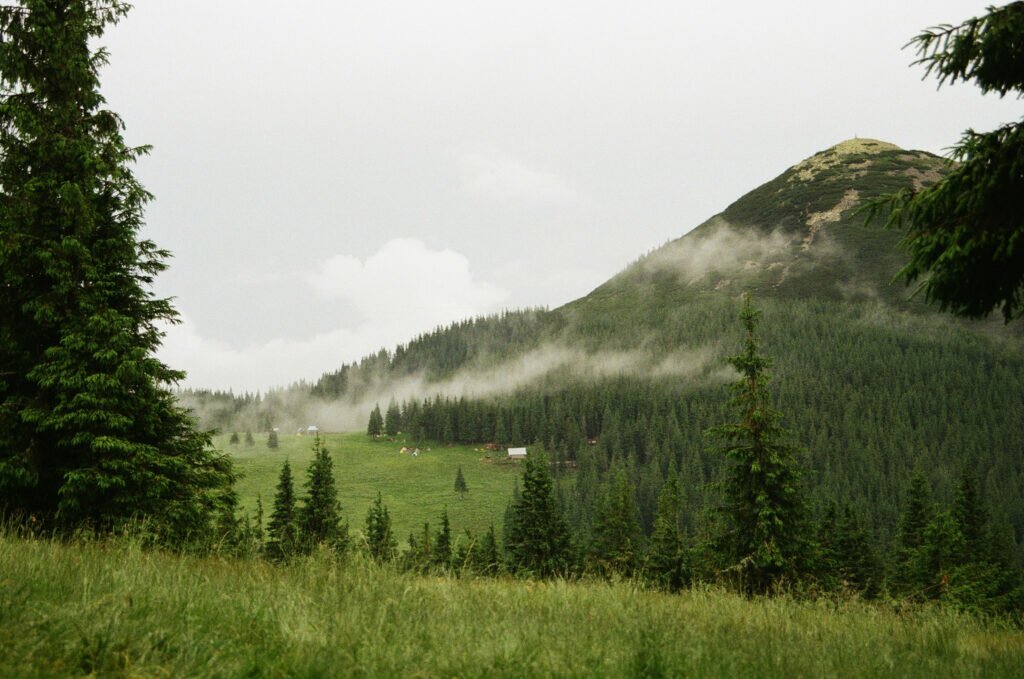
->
xmin=433 ymin=507 xmax=452 ymax=569
xmin=646 ymin=476 xmax=689 ymax=591
xmin=384 ymin=399 xmax=401 ymax=436
xmin=504 ymin=451 xmax=573 ymax=577
xmin=298 ymin=435 xmax=347 ymax=553
xmin=367 ymin=404 xmax=383 ymax=437
xmin=245 ymin=430 xmax=255 ymax=446
xmin=706 ymin=295 xmax=808 ymax=594
xmin=952 ymin=465 xmax=988 ymax=563
xmin=229 ymin=432 xmax=240 ymax=445
xmin=267 ymin=430 xmax=279 ymax=449
xmin=0 ymin=0 xmax=234 ymax=538
xmin=365 ymin=491 xmax=396 ymax=562
xmin=478 ymin=524 xmax=502 ymax=575
xmin=894 ymin=469 xmax=933 ymax=596
xmin=591 ymin=468 xmax=643 ymax=576
xmin=454 ymin=465 xmax=468 ymax=498
xmin=266 ymin=460 xmax=298 ymax=561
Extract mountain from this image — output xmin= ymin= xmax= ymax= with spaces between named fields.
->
xmin=186 ymin=139 xmax=1024 ymax=559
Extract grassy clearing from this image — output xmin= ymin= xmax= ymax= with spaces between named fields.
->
xmin=224 ymin=432 xmax=527 ymax=541
xmin=3 ymin=533 xmax=1023 ymax=678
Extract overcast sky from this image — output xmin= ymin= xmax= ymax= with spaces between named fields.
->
xmin=99 ymin=1 xmax=1020 ymax=392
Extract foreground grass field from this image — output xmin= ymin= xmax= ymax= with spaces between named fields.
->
xmin=3 ymin=534 xmax=1023 ymax=678
xmin=224 ymin=432 xmax=528 ymax=541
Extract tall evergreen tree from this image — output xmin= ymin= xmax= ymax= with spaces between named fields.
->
xmin=952 ymin=465 xmax=988 ymax=563
xmin=706 ymin=295 xmax=808 ymax=594
xmin=894 ymin=469 xmax=934 ymax=596
xmin=298 ymin=435 xmax=347 ymax=553
xmin=454 ymin=465 xmax=468 ymax=498
xmin=0 ymin=0 xmax=234 ymax=538
xmin=384 ymin=399 xmax=401 ymax=436
xmin=875 ymin=2 xmax=1024 ymax=320
xmin=267 ymin=430 xmax=279 ymax=449
xmin=591 ymin=468 xmax=643 ymax=576
xmin=646 ymin=476 xmax=690 ymax=591
xmin=504 ymin=451 xmax=572 ymax=577
xmin=433 ymin=507 xmax=452 ymax=569
xmin=265 ymin=460 xmax=298 ymax=561
xmin=367 ymin=404 xmax=383 ymax=437
xmin=365 ymin=491 xmax=396 ymax=562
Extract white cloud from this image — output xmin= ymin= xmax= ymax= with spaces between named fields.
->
xmin=159 ymin=239 xmax=508 ymax=391
xmin=459 ymin=148 xmax=579 ymax=204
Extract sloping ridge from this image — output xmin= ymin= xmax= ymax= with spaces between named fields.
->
xmin=574 ymin=138 xmax=950 ymax=311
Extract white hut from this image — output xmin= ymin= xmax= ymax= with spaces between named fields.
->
xmin=507 ymin=447 xmax=527 ymax=460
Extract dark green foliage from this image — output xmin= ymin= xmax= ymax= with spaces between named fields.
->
xmin=433 ymin=508 xmax=452 ymax=569
xmin=873 ymin=2 xmax=1024 ymax=320
xmin=896 ymin=469 xmax=1024 ymax=614
xmin=454 ymin=465 xmax=468 ymax=498
xmin=894 ymin=470 xmax=934 ymax=595
xmin=815 ymin=503 xmax=880 ymax=597
xmin=706 ymin=296 xmax=808 ymax=594
xmin=229 ymin=432 xmax=240 ymax=445
xmin=265 ymin=461 xmax=298 ymax=561
xmin=0 ymin=0 xmax=234 ymax=540
xmin=591 ymin=469 xmax=643 ymax=576
xmin=645 ymin=476 xmax=690 ymax=591
xmin=474 ymin=525 xmax=503 ymax=575
xmin=365 ymin=492 xmax=396 ymax=562
xmin=384 ymin=399 xmax=401 ymax=436
xmin=952 ymin=466 xmax=988 ymax=563
xmin=267 ymin=430 xmax=279 ymax=449
xmin=244 ymin=430 xmax=254 ymax=446
xmin=367 ymin=404 xmax=383 ymax=436
xmin=505 ymin=451 xmax=573 ymax=577
xmin=298 ymin=436 xmax=348 ymax=554
xmin=404 ymin=522 xmax=432 ymax=574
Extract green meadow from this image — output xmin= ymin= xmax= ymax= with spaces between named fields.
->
xmin=3 ymin=532 xmax=1023 ymax=678
xmin=224 ymin=432 xmax=529 ymax=541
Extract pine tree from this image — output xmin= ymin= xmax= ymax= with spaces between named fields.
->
xmin=952 ymin=465 xmax=988 ymax=563
xmin=267 ymin=430 xmax=279 ymax=449
xmin=591 ymin=468 xmax=643 ymax=576
xmin=433 ymin=507 xmax=452 ymax=569
xmin=894 ymin=469 xmax=933 ymax=596
xmin=706 ymin=295 xmax=808 ymax=594
xmin=298 ymin=435 xmax=348 ymax=553
xmin=365 ymin=491 xmax=396 ymax=562
xmin=367 ymin=404 xmax=383 ymax=437
xmin=0 ymin=0 xmax=234 ymax=538
xmin=874 ymin=2 xmax=1024 ymax=320
xmin=245 ymin=430 xmax=255 ymax=446
xmin=229 ymin=432 xmax=240 ymax=445
xmin=478 ymin=524 xmax=502 ymax=575
xmin=646 ymin=476 xmax=689 ymax=591
xmin=505 ymin=451 xmax=573 ymax=577
xmin=384 ymin=399 xmax=401 ymax=436
xmin=266 ymin=460 xmax=298 ymax=561
xmin=454 ymin=465 xmax=468 ymax=498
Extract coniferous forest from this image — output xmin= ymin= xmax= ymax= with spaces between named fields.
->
xmin=3 ymin=1 xmax=1024 ymax=675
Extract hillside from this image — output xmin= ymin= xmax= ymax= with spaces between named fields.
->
xmin=188 ymin=139 xmax=1024 ymax=562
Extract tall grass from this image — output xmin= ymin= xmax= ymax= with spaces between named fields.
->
xmin=2 ymin=532 xmax=1022 ymax=677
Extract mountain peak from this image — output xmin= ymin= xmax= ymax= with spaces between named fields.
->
xmin=789 ymin=138 xmax=904 ymax=182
